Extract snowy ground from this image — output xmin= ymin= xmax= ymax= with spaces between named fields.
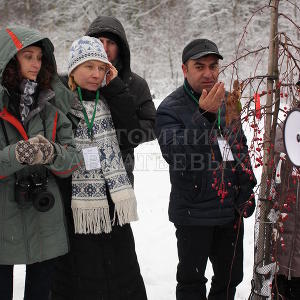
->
xmin=13 ymin=138 xmax=256 ymax=300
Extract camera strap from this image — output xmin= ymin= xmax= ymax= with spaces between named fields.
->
xmin=0 ymin=118 xmax=9 ymax=146
xmin=0 ymin=118 xmax=19 ymax=181
xmin=39 ymin=109 xmax=50 ymax=179
xmin=39 ymin=108 xmax=47 ymax=137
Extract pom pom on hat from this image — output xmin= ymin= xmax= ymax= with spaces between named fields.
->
xmin=68 ymin=36 xmax=111 ymax=75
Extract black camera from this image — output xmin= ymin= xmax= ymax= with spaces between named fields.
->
xmin=15 ymin=173 xmax=55 ymax=212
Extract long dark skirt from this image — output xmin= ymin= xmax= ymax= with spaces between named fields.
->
xmin=51 ymin=223 xmax=147 ymax=300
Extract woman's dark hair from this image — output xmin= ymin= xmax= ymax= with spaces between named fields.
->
xmin=2 ymin=41 xmax=55 ymax=91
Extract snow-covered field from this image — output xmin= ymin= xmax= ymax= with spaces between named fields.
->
xmin=13 ymin=139 xmax=256 ymax=300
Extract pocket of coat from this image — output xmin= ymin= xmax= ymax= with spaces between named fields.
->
xmin=37 ymin=195 xmax=65 ymax=236
xmin=175 ymin=174 xmax=207 ymax=202
xmin=0 ymin=183 xmax=23 ymax=245
xmin=2 ymin=220 xmax=23 ymax=245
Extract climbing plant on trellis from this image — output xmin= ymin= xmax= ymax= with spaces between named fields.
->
xmin=220 ymin=0 xmax=299 ymax=299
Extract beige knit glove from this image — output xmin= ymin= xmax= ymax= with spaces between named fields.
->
xmin=15 ymin=139 xmax=43 ymax=165
xmin=29 ymin=134 xmax=55 ymax=164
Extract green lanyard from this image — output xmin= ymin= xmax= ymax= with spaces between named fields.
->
xmin=183 ymin=82 xmax=199 ymax=105
xmin=217 ymin=108 xmax=221 ymax=131
xmin=77 ymin=87 xmax=99 ymax=138
xmin=183 ymin=82 xmax=221 ymax=131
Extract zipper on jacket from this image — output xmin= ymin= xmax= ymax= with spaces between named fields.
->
xmin=287 ymin=177 xmax=299 ymax=280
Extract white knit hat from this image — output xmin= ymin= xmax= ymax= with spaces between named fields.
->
xmin=67 ymin=36 xmax=111 ymax=75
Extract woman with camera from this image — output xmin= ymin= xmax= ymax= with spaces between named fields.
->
xmin=0 ymin=26 xmax=81 ymax=300
xmin=51 ymin=36 xmax=147 ymax=300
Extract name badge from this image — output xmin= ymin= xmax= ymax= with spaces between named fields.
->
xmin=82 ymin=147 xmax=101 ymax=170
xmin=217 ymin=137 xmax=235 ymax=161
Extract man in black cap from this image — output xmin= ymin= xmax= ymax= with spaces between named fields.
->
xmin=156 ymin=39 xmax=256 ymax=299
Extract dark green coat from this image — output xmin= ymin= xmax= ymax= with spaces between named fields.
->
xmin=0 ymin=26 xmax=81 ymax=264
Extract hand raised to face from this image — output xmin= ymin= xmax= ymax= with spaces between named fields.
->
xmin=105 ymin=65 xmax=118 ymax=85
xmin=199 ymin=82 xmax=225 ymax=113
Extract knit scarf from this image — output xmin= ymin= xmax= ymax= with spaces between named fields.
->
xmin=70 ymin=90 xmax=138 ymax=234
xmin=19 ymin=79 xmax=38 ymax=123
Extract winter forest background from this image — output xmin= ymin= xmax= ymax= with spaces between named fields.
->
xmin=1 ymin=0 xmax=299 ymax=97
xmin=0 ymin=0 xmax=299 ymax=299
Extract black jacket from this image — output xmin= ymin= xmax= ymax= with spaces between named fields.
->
xmin=155 ymin=84 xmax=256 ymax=226
xmin=86 ymin=16 xmax=156 ymax=184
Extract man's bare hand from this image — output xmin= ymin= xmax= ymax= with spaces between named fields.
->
xmin=199 ymin=82 xmax=225 ymax=113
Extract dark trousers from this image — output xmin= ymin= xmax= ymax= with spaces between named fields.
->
xmin=175 ymin=221 xmax=244 ymax=300
xmin=0 ymin=259 xmax=55 ymax=300
xmin=273 ymin=275 xmax=300 ymax=299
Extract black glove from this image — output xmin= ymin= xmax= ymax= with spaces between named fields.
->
xmin=235 ymin=186 xmax=256 ymax=218
xmin=238 ymin=196 xmax=255 ymax=218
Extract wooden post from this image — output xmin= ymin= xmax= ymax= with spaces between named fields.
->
xmin=252 ymin=0 xmax=280 ymax=298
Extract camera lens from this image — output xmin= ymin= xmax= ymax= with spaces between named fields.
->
xmin=33 ymin=192 xmax=55 ymax=212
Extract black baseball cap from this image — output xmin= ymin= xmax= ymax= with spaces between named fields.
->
xmin=182 ymin=39 xmax=223 ymax=64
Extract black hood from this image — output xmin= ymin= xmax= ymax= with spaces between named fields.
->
xmin=86 ymin=16 xmax=131 ymax=79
